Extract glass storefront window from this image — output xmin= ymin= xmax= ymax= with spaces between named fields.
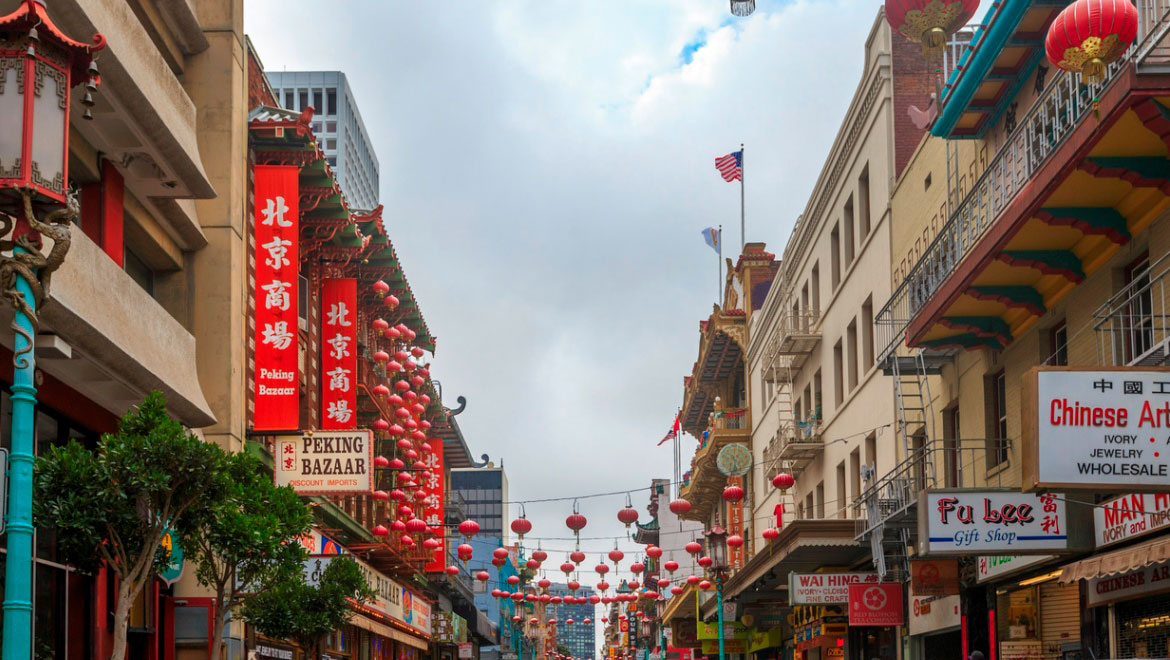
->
xmin=1117 ymin=597 xmax=1170 ymax=659
xmin=996 ymin=586 xmax=1039 ymax=642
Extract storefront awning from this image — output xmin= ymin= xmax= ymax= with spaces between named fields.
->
xmin=722 ymin=519 xmax=866 ymax=603
xmin=1059 ymin=536 xmax=1170 ymax=583
xmin=348 ymin=612 xmax=430 ymax=651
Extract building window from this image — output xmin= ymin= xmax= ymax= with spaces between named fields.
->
xmin=123 ymin=247 xmax=154 ymax=297
xmin=843 ymin=195 xmax=855 ymax=268
xmin=830 ymin=223 xmax=841 ymax=289
xmin=858 ymin=164 xmax=871 ymax=238
xmin=1050 ymin=322 xmax=1068 ymax=366
xmin=833 ymin=339 xmax=844 ymax=407
xmin=847 ymin=319 xmax=859 ymax=392
xmin=283 ymin=90 xmax=293 ymax=110
xmin=326 ymin=121 xmax=337 ymax=133
xmin=862 ymin=295 xmax=875 ymax=367
xmin=313 ymin=90 xmax=323 ymax=113
xmin=298 ymin=89 xmax=309 ymax=110
xmin=987 ymin=371 xmax=1008 ymax=468
xmin=836 ymin=461 xmax=847 ymax=519
xmin=327 ymin=89 xmax=337 ymax=115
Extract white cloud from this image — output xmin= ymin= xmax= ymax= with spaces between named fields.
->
xmin=247 ymin=0 xmax=882 ymax=625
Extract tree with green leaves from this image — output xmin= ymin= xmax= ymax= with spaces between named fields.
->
xmin=188 ymin=451 xmax=313 ymax=660
xmin=34 ymin=391 xmax=229 ymax=660
xmin=242 ymin=554 xmax=376 ymax=657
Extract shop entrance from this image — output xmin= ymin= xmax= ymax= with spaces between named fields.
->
xmin=849 ymin=626 xmax=895 ymax=660
xmin=921 ymin=630 xmax=961 ymax=660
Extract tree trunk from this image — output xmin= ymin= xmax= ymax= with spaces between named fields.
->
xmin=210 ymin=599 xmax=226 ymax=660
xmin=110 ymin=579 xmax=133 ymax=660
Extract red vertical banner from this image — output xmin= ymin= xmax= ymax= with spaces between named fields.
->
xmin=253 ymin=165 xmax=300 ymax=431
xmin=728 ymin=476 xmax=745 ymax=569
xmin=422 ymin=440 xmax=446 ymax=572
xmin=320 ymin=278 xmax=357 ymax=429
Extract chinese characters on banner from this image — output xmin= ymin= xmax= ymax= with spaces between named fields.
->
xmin=253 ymin=166 xmax=300 ymax=431
xmin=320 ymin=278 xmax=357 ymax=430
xmin=422 ymin=432 xmax=446 ymax=572
xmin=728 ymin=476 xmax=744 ymax=569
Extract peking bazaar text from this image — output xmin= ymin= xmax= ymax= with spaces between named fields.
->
xmin=274 ymin=430 xmax=373 ymax=495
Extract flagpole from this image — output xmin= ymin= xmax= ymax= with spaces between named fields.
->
xmin=740 ymin=143 xmax=745 ymax=252
xmin=718 ymin=223 xmax=723 ymax=307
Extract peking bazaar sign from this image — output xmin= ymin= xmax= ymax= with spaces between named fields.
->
xmin=274 ymin=430 xmax=373 ymax=495
xmin=253 ymin=165 xmax=300 ymax=431
xmin=320 ymin=278 xmax=357 ymax=430
xmin=1023 ymin=367 xmax=1170 ymax=491
xmin=421 ymin=438 xmax=446 ymax=572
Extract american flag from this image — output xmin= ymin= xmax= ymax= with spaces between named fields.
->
xmin=715 ymin=150 xmax=743 ymax=182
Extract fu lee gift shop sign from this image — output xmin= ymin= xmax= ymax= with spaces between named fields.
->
xmin=274 ymin=430 xmax=373 ymax=495
xmin=1023 ymin=367 xmax=1170 ymax=491
xmin=918 ymin=491 xmax=1072 ymax=555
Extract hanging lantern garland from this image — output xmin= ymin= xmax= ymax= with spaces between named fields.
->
xmin=885 ymin=0 xmax=980 ymax=59
xmin=1045 ymin=0 xmax=1137 ymax=86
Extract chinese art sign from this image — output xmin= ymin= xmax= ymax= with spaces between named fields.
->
xmin=320 ymin=278 xmax=357 ymax=430
xmin=253 ymin=165 xmax=299 ymax=431
xmin=920 ymin=491 xmax=1067 ymax=554
xmin=1024 ymin=367 xmax=1170 ymax=490
xmin=274 ymin=430 xmax=372 ymax=495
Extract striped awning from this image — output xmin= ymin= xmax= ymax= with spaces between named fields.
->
xmin=1059 ymin=536 xmax=1170 ymax=583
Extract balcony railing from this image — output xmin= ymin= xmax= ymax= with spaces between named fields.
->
xmin=1095 ymin=252 xmax=1170 ymax=366
xmin=855 ymin=438 xmax=1012 ymax=539
xmin=875 ymin=41 xmax=1143 ymax=362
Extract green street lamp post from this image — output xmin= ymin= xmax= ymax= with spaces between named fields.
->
xmin=705 ymin=526 xmax=730 ymax=660
xmin=0 ymin=3 xmax=102 ymax=659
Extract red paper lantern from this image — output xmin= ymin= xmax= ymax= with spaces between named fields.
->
xmin=685 ymin=542 xmax=702 ymax=555
xmin=372 ymin=524 xmax=389 ymax=537
xmin=762 ymin=527 xmax=780 ymax=541
xmin=657 ymin=578 xmax=671 ymax=589
xmin=698 ymin=557 xmax=713 ymax=568
xmin=390 ymin=520 xmax=406 ymax=532
xmin=568 ymin=580 xmax=580 ymax=591
xmin=560 ymin=562 xmax=575 ymax=575
xmin=493 ymin=547 xmax=510 ymax=560
xmin=1045 ymin=0 xmax=1138 ymax=85
xmin=446 ymin=565 xmax=460 ymax=576
xmin=423 ymin=538 xmax=441 ymax=550
xmin=458 ymin=520 xmax=481 ymax=538
xmin=617 ymin=506 xmax=639 ymax=527
xmin=406 ymin=519 xmax=428 ymax=534
xmin=885 ymin=0 xmax=981 ymax=58
xmin=669 ymin=499 xmax=691 ymax=515
xmin=511 ymin=517 xmax=533 ymax=539
xmin=374 ymin=280 xmax=391 ymax=295
xmin=372 ymin=385 xmax=390 ymax=400
xmin=699 ymin=580 xmax=713 ymax=591
xmin=570 ymin=550 xmax=586 ymax=564
xmin=646 ymin=546 xmax=663 ymax=559
xmin=642 ymin=591 xmax=659 ymax=600
xmin=476 ymin=571 xmax=490 ymax=582
xmin=664 ymin=560 xmax=679 ymax=573
xmin=671 ymin=586 xmax=684 ymax=596
xmin=723 ymin=485 xmax=745 ymax=502
xmin=686 ymin=576 xmax=700 ymax=585
xmin=539 ymin=578 xmax=551 ymax=589
xmin=526 ymin=559 xmax=540 ymax=570
xmin=630 ymin=563 xmax=645 ymax=575
xmin=385 ymin=294 xmax=400 ymax=309
xmin=565 ymin=513 xmax=588 ymax=532
xmin=533 ymin=550 xmax=548 ymax=562
xmin=727 ymin=534 xmax=744 ymax=548
xmin=628 ymin=581 xmax=640 ymax=590
xmin=597 ymin=581 xmax=609 ymax=591
xmin=507 ymin=575 xmax=521 ymax=586
xmin=772 ymin=473 xmax=795 ymax=490
xmin=608 ymin=549 xmax=625 ymax=564
xmin=458 ymin=543 xmax=474 ymax=558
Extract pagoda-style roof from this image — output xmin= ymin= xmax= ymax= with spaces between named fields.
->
xmin=679 ymin=304 xmax=746 ymax=438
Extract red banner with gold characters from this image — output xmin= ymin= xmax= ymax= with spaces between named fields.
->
xmin=728 ymin=476 xmax=744 ymax=569
xmin=253 ymin=165 xmax=300 ymax=431
xmin=320 ymin=278 xmax=357 ymax=429
xmin=421 ymin=437 xmax=446 ymax=572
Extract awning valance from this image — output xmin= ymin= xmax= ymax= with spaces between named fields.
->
xmin=1059 ymin=536 xmax=1170 ymax=583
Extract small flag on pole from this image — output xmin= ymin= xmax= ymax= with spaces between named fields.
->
xmin=715 ymin=150 xmax=743 ymax=182
xmin=657 ymin=415 xmax=681 ymax=446
xmin=701 ymin=227 xmax=721 ymax=254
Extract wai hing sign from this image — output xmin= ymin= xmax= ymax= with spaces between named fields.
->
xmin=788 ymin=572 xmax=878 ymax=604
xmin=275 ymin=430 xmax=373 ymax=495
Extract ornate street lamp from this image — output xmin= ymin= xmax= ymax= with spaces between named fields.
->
xmin=704 ymin=526 xmax=730 ymax=660
xmin=729 ymin=0 xmax=755 ymax=17
xmin=0 ymin=2 xmax=103 ymax=658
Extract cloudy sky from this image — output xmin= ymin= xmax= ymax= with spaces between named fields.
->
xmin=249 ymin=0 xmax=889 ymax=604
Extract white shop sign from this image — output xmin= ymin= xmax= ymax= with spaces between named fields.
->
xmin=1094 ymin=492 xmax=1170 ymax=548
xmin=1086 ymin=560 xmax=1170 ymax=606
xmin=920 ymin=491 xmax=1067 ymax=554
xmin=788 ymin=572 xmax=878 ymax=604
xmin=908 ymin=594 xmax=960 ymax=636
xmin=977 ymin=555 xmax=1054 ymax=583
xmin=1026 ymin=368 xmax=1170 ymax=491
xmin=304 ymin=555 xmax=412 ymax=629
xmin=274 ymin=430 xmax=373 ymax=495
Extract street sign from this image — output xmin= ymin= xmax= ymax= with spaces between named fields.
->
xmin=160 ymin=527 xmax=184 ymax=585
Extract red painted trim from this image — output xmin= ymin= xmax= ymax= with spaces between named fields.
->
xmin=907 ymin=67 xmax=1159 ymax=345
xmin=150 ymin=580 xmax=160 ymax=660
xmin=175 ymin=596 xmax=218 ymax=656
xmin=101 ymin=159 xmax=124 ymax=267
xmin=989 ymin=608 xmax=997 ymax=660
xmin=80 ymin=182 xmax=102 ymax=243
xmin=0 ymin=343 xmax=119 ymax=433
xmin=161 ymin=595 xmax=175 ymax=660
xmin=962 ymin=614 xmax=969 ymax=660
